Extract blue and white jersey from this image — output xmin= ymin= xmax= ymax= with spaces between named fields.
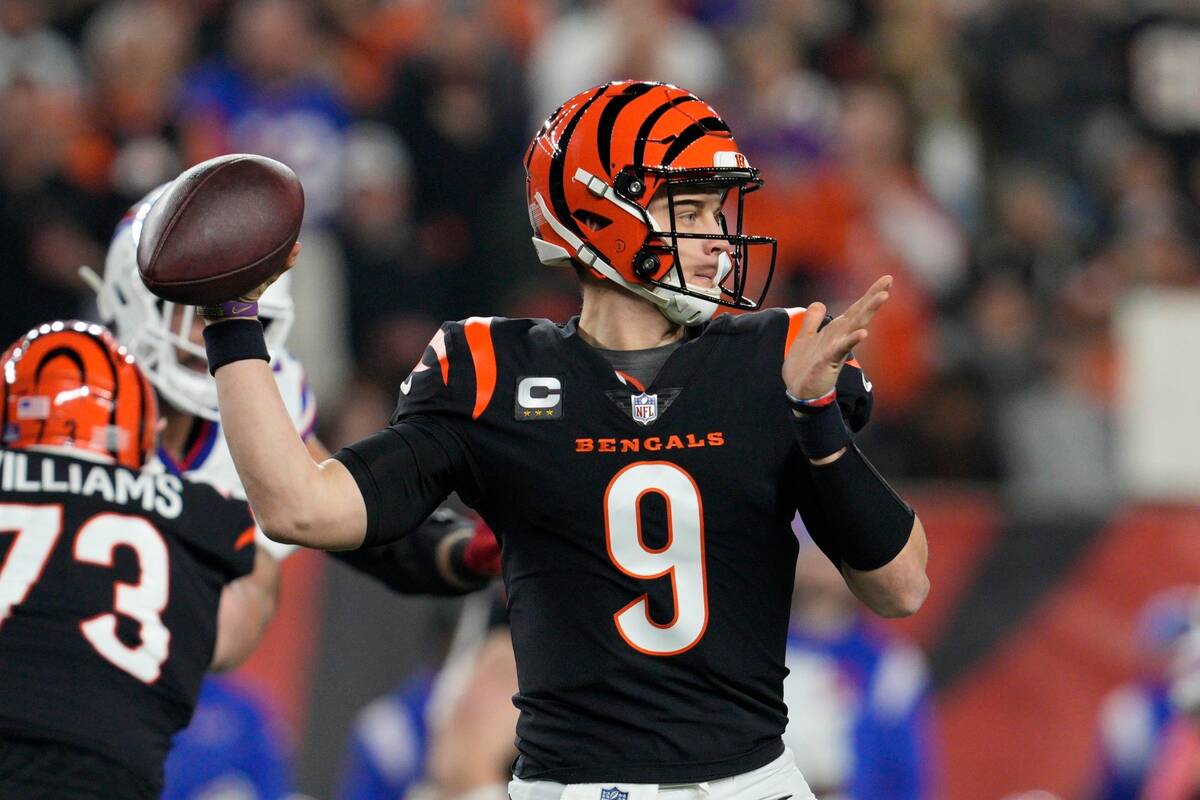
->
xmin=782 ymin=619 xmax=936 ymax=800
xmin=162 ymin=675 xmax=291 ymax=800
xmin=146 ymin=349 xmax=317 ymax=560
xmin=337 ymin=672 xmax=434 ymax=800
xmin=1091 ymin=680 xmax=1175 ymax=800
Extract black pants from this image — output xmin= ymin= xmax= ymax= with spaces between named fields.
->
xmin=0 ymin=735 xmax=159 ymax=800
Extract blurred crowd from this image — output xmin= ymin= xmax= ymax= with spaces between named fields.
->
xmin=4 ymin=0 xmax=1200 ymax=512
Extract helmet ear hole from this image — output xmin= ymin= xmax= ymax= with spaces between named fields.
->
xmin=572 ymin=209 xmax=613 ymax=232
xmin=614 ymin=170 xmax=646 ymax=200
xmin=633 ymin=252 xmax=660 ymax=279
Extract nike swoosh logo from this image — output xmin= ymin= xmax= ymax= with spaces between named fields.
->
xmin=861 ymin=372 xmax=872 ymax=392
xmin=230 ymin=302 xmax=255 ymax=315
xmin=400 ymin=374 xmax=414 ymax=395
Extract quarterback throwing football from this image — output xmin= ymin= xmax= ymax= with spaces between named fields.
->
xmin=197 ymin=81 xmax=929 ymax=798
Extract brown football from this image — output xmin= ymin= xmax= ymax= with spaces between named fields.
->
xmin=136 ymin=154 xmax=304 ymax=305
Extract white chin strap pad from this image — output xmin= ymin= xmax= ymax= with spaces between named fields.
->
xmin=657 ymin=290 xmax=718 ymax=326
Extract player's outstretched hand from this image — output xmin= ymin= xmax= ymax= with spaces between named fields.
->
xmin=200 ymin=243 xmax=301 ymax=321
xmin=782 ymin=275 xmax=892 ymax=401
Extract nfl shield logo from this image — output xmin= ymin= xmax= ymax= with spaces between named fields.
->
xmin=630 ymin=392 xmax=658 ymax=425
xmin=600 ymin=789 xmax=629 ymax=800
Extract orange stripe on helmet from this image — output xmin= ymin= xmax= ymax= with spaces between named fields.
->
xmin=462 ymin=317 xmax=496 ymax=420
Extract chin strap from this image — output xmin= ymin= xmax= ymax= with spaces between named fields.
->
xmin=530 ymin=192 xmax=721 ymax=326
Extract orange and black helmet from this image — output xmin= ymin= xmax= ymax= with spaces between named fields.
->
xmin=525 ymin=80 xmax=777 ymax=325
xmin=1 ymin=321 xmax=157 ymax=469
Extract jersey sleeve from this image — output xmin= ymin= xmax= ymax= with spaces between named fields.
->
xmin=391 ymin=322 xmax=476 ymax=422
xmin=330 ymin=506 xmax=489 ymax=596
xmin=332 ymin=320 xmax=487 ymax=547
xmin=333 ymin=416 xmax=479 ymax=547
xmin=169 ymin=477 xmax=257 ymax=582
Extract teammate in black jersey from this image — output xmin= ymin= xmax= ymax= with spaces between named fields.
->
xmin=196 ymin=81 xmax=929 ymax=797
xmin=0 ymin=321 xmax=272 ymax=799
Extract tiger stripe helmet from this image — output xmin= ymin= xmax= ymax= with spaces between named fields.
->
xmin=525 ymin=80 xmax=777 ymax=325
xmin=1 ymin=321 xmax=158 ymax=469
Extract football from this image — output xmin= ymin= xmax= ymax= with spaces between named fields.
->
xmin=136 ymin=154 xmax=304 ymax=305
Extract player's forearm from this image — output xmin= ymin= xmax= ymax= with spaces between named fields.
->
xmin=331 ymin=511 xmax=492 ymax=596
xmin=791 ymin=405 xmax=928 ymax=617
xmin=843 ymin=515 xmax=929 ymax=618
xmin=211 ymin=548 xmax=280 ymax=671
xmin=211 ymin=356 xmax=365 ymax=548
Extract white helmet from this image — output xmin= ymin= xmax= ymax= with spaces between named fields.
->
xmin=84 ymin=185 xmax=294 ymax=421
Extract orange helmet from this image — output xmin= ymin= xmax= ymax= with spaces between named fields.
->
xmin=1 ymin=321 xmax=157 ymax=469
xmin=525 ymin=81 xmax=777 ymax=325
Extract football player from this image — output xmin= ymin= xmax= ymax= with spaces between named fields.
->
xmin=85 ymin=189 xmax=498 ymax=598
xmin=84 ymin=189 xmax=500 ymax=796
xmin=197 ymin=81 xmax=929 ymax=797
xmin=0 ymin=321 xmax=264 ymax=799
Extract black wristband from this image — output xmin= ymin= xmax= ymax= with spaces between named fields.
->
xmin=202 ymin=319 xmax=270 ymax=375
xmin=791 ymin=402 xmax=851 ymax=460
xmin=810 ymin=443 xmax=915 ymax=571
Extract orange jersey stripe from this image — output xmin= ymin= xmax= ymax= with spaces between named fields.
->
xmin=433 ymin=328 xmax=450 ymax=384
xmin=412 ymin=328 xmax=450 ymax=385
xmin=463 ymin=317 xmax=497 ymax=420
xmin=783 ymin=307 xmax=807 ymax=359
xmin=235 ymin=525 xmax=256 ymax=551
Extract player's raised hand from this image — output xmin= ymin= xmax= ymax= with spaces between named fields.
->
xmin=242 ymin=242 xmax=300 ymax=302
xmin=782 ymin=275 xmax=892 ymax=401
xmin=200 ymin=242 xmax=301 ymax=321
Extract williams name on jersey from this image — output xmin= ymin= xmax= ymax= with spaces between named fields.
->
xmin=0 ymin=448 xmax=255 ymax=793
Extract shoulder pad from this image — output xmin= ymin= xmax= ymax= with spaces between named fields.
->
xmin=391 ymin=318 xmax=500 ymax=423
xmin=171 ymin=476 xmax=256 ymax=580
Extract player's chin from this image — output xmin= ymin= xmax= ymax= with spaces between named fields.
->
xmin=686 ymin=281 xmax=720 ymax=299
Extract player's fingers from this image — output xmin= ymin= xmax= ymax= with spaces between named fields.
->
xmin=850 ymin=290 xmax=889 ymax=329
xmin=823 ymin=328 xmax=868 ymax=365
xmin=800 ymin=302 xmax=826 ymax=337
xmin=844 ymin=287 xmax=891 ymax=331
xmin=284 ymin=242 xmax=301 ymax=271
xmin=844 ymin=275 xmax=893 ymax=324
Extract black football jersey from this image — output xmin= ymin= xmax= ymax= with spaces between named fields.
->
xmin=0 ymin=448 xmax=255 ymax=790
xmin=336 ymin=309 xmax=874 ymax=783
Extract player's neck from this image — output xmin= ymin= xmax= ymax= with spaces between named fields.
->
xmin=577 ymin=284 xmax=684 ymax=351
xmin=159 ymin=410 xmax=198 ymax=460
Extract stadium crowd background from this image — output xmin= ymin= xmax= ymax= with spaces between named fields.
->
xmin=2 ymin=0 xmax=1199 ymax=797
